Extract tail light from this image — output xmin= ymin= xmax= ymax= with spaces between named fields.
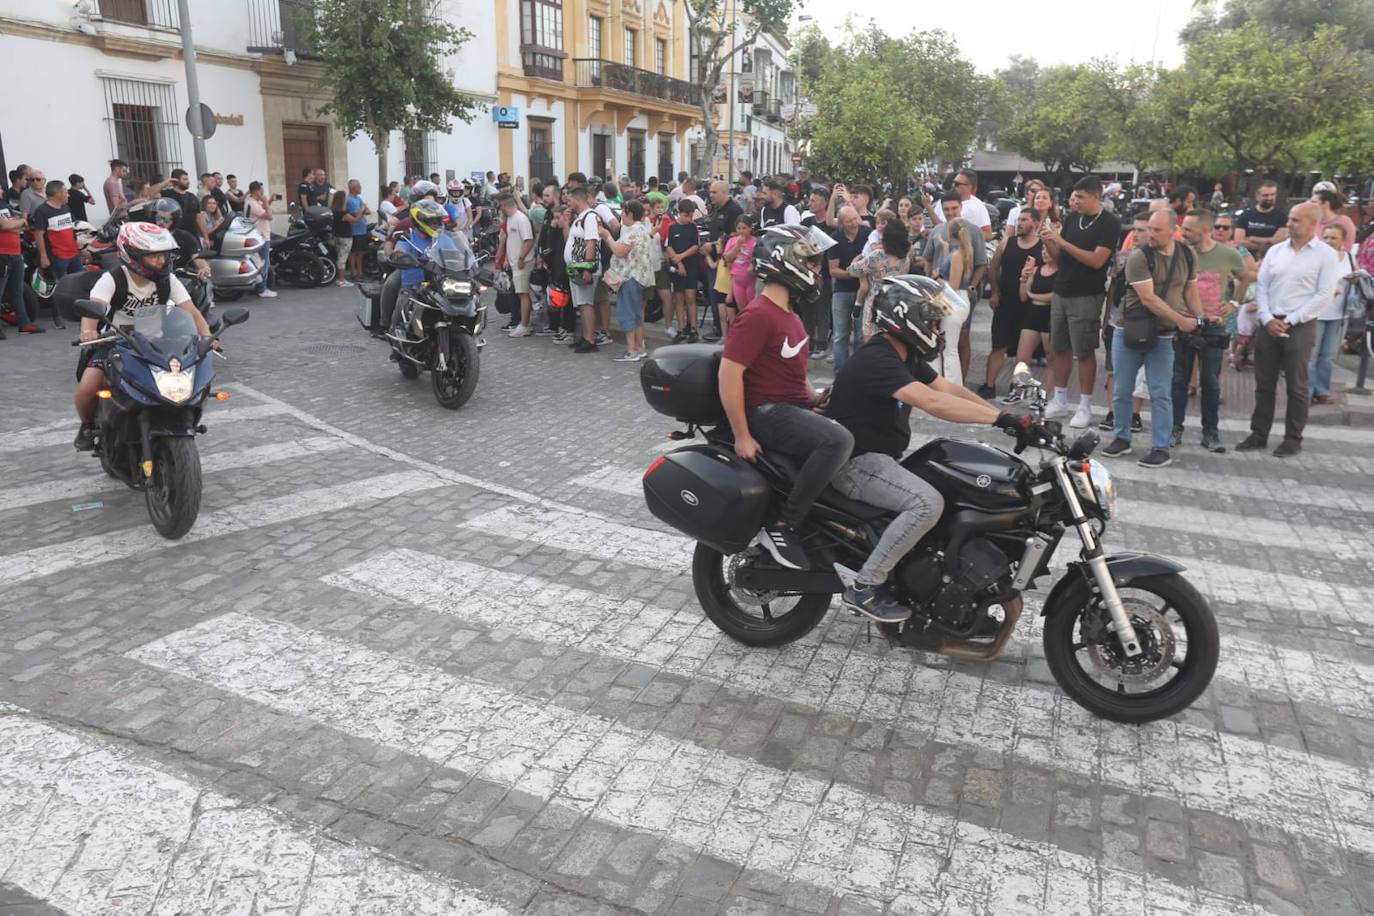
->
xmin=238 ymin=261 xmax=253 ymax=274
xmin=644 ymin=456 xmax=667 ymax=478
xmin=242 ymin=237 xmax=259 ymax=248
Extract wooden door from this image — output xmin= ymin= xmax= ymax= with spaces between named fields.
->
xmin=283 ymin=124 xmax=325 ymax=205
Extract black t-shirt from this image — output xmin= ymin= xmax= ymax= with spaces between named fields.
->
xmin=68 ymin=188 xmax=92 ymax=223
xmin=296 ymin=181 xmax=313 ymax=207
xmin=667 ymin=221 xmax=699 ymax=277
xmin=163 ymin=188 xmax=200 ymax=234
xmin=171 ymin=228 xmax=202 ymax=269
xmin=828 ymin=227 xmax=867 ymax=293
xmin=998 ymin=238 xmax=1043 ymax=303
xmin=1235 ymin=206 xmax=1286 ymax=240
xmin=209 ymin=187 xmax=229 ymax=215
xmin=827 ymin=337 xmax=937 ymax=458
xmin=1053 ymin=208 xmax=1120 ymax=296
xmin=705 ymin=199 xmax=743 ymax=245
xmin=3 ymin=186 xmax=20 ymax=208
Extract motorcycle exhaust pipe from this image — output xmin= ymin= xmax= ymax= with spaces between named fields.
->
xmin=939 ymin=596 xmax=1023 ymax=662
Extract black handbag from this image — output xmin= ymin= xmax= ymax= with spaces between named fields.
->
xmin=1121 ymin=306 xmax=1159 ymax=350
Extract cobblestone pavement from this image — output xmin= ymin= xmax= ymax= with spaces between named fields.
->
xmin=1 ymin=285 xmax=1373 ymax=915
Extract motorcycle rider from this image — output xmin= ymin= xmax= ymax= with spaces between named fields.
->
xmin=74 ymin=222 xmax=214 ymax=451
xmin=720 ymin=224 xmax=851 ymax=570
xmin=149 ymin=198 xmax=212 ymax=281
xmin=389 ymin=199 xmax=461 ymax=335
xmin=825 ymin=276 xmax=1047 ymax=622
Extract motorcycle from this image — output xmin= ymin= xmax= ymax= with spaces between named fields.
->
xmin=88 ymin=213 xmax=266 ymax=301
xmin=269 ymin=204 xmax=336 ymax=288
xmin=384 ymin=240 xmax=486 ymax=409
xmin=71 ymin=297 xmax=249 ymax=539
xmin=639 ymin=347 xmax=1219 ymax=724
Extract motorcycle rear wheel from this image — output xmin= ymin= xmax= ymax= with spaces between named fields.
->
xmin=144 ymin=437 xmax=202 ymax=540
xmin=316 ymin=256 xmax=338 ymax=287
xmin=692 ymin=542 xmax=831 ymax=647
xmin=1042 ymin=572 xmax=1218 ymax=723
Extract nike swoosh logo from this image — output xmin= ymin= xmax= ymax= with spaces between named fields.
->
xmin=780 ymin=336 xmax=808 ymax=359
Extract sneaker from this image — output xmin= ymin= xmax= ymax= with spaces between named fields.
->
xmin=1000 ymin=389 xmax=1024 ymax=405
xmin=551 ymin=329 xmax=570 ymax=343
xmin=508 ymin=325 xmax=532 ymax=338
xmin=1097 ymin=410 xmax=1115 ymax=431
xmin=1200 ymin=430 xmax=1226 ymax=453
xmin=535 ymin=326 xmax=557 ymax=336
xmin=683 ymin=328 xmax=700 ymax=344
xmin=632 ymin=350 xmax=649 ymax=361
xmin=1130 ymin=413 xmax=1143 ymax=433
xmin=1234 ymin=433 xmax=1267 ymax=452
xmin=0 ymin=309 xmax=16 ymax=326
xmin=18 ymin=323 xmax=44 ymax=334
xmin=755 ymin=524 xmax=809 ymax=570
xmin=1170 ymin=425 xmax=1183 ymax=448
xmin=809 ymin=348 xmax=828 ymax=361
xmin=1100 ymin=438 xmax=1132 ymax=458
xmin=73 ymin=425 xmax=96 ymax=452
xmin=336 ymin=279 xmax=354 ymax=288
xmin=51 ymin=315 xmax=65 ymax=330
xmin=255 ymin=289 xmax=279 ymax=298
xmin=666 ymin=326 xmax=679 ymax=340
xmin=572 ymin=339 xmax=599 ymax=353
xmin=1069 ymin=403 xmax=1092 ymax=429
xmin=976 ymin=384 xmax=996 ymax=399
xmin=594 ymin=330 xmax=611 ymax=345
xmin=1273 ymin=439 xmax=1302 ymax=458
xmin=1138 ymin=448 xmax=1172 ymax=468
xmin=701 ymin=330 xmax=722 ymax=343
xmin=842 ymin=583 xmax=913 ymax=624
xmin=1044 ymin=399 xmax=1070 ymax=420
xmin=613 ymin=350 xmax=638 ymax=362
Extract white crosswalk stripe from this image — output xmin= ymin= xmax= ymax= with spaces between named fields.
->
xmin=0 ymin=437 xmax=348 ymax=513
xmin=0 ymin=707 xmax=508 ymax=915
xmin=0 ymin=403 xmax=289 ymax=454
xmin=323 ymin=549 xmax=1374 ymax=859
xmin=0 ymin=470 xmax=445 ymax=583
xmin=128 ymin=614 xmax=1270 ymax=915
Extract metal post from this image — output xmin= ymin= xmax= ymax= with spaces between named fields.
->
xmin=177 ymin=0 xmax=209 ymax=177
xmin=725 ymin=0 xmax=737 ymax=185
xmin=1355 ymin=321 xmax=1372 ymax=394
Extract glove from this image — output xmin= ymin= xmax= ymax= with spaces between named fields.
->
xmin=994 ymin=411 xmax=1043 ymax=453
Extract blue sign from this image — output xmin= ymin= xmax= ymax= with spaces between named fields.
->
xmin=492 ymin=106 xmax=520 ymax=129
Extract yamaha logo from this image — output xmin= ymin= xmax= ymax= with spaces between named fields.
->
xmin=680 ymin=490 xmax=699 ymax=507
xmin=976 ymin=474 xmax=992 ymax=488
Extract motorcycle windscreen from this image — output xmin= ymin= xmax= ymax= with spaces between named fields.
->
xmin=134 ymin=304 xmax=199 ymax=362
xmin=430 ymin=244 xmax=476 ymax=276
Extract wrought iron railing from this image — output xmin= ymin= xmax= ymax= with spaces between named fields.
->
xmin=573 ymin=59 xmax=700 ymax=107
xmin=522 ymin=46 xmax=565 ymax=81
xmin=247 ymin=0 xmax=318 ymax=57
xmin=751 ymin=90 xmax=769 ymax=115
xmin=97 ymin=0 xmax=179 ymax=30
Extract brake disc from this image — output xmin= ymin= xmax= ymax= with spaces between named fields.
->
xmin=1085 ymin=599 xmax=1176 ymax=686
xmin=726 ymin=549 xmax=778 ymax=607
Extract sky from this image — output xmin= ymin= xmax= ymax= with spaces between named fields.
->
xmin=794 ymin=0 xmax=1195 ymax=71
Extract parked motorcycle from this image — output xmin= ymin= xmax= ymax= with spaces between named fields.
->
xmin=270 ymin=204 xmax=337 ymax=288
xmin=87 ymin=213 xmax=266 ymax=301
xmin=384 ymin=241 xmax=486 ymax=409
xmin=639 ymin=348 xmax=1219 ymax=723
xmin=71 ymin=298 xmax=249 ymax=539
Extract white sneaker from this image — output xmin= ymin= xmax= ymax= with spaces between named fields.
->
xmin=1044 ymin=400 xmax=1070 ymax=420
xmin=508 ymin=325 xmax=531 ymax=338
xmin=1069 ymin=403 xmax=1093 ymax=429
xmin=255 ymin=289 xmax=278 ymax=299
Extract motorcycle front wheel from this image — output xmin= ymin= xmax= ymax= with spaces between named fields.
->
xmin=144 ymin=437 xmax=202 ymax=540
xmin=692 ymin=542 xmax=831 ymax=647
xmin=316 ymin=255 xmax=338 ymax=287
xmin=1042 ymin=572 xmax=1218 ymax=723
xmin=431 ymin=329 xmax=479 ymax=409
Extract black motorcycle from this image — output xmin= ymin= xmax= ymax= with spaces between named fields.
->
xmin=72 ymin=298 xmax=249 ymax=539
xmin=385 ymin=241 xmax=486 ymax=409
xmin=270 ymin=204 xmax=336 ymax=287
xmin=640 ymin=347 xmax=1219 ymax=724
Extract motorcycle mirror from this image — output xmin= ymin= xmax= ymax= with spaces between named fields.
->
xmin=1011 ymin=362 xmax=1037 ymax=387
xmin=220 ymin=307 xmax=250 ymax=327
xmin=73 ymin=298 xmax=106 ymax=322
xmin=1069 ymin=430 xmax=1100 ymax=459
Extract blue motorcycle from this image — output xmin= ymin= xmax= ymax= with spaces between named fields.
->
xmin=73 ymin=298 xmax=249 ymax=539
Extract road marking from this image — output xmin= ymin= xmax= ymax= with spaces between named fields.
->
xmin=0 ymin=471 xmax=444 ymax=583
xmin=0 ymin=404 xmax=289 ymax=454
xmin=1099 ymin=455 xmax=1367 ymax=511
xmin=569 ymin=465 xmax=646 ymax=497
xmin=323 ymin=549 xmax=1374 ymax=857
xmin=0 ymin=437 xmax=349 ymax=513
xmin=1211 ymin=415 xmax=1374 ymax=445
xmin=0 ymin=708 xmax=508 ymax=915
xmin=462 ymin=504 xmax=692 ymax=570
xmin=129 ymin=614 xmax=1269 ymax=915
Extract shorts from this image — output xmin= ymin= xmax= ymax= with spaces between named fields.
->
xmin=594 ymin=278 xmax=612 ymax=305
xmin=670 ymin=268 xmax=698 ymax=293
xmin=571 ymin=273 xmax=599 ymax=308
xmin=655 ymin=268 xmax=671 ymax=291
xmin=990 ymin=298 xmax=1025 ymax=350
xmin=337 ymin=236 xmax=354 ymax=257
xmin=510 ymin=265 xmax=532 ymax=294
xmin=1050 ymin=292 xmax=1104 ymax=357
xmin=75 ymin=342 xmax=113 ymax=381
xmin=713 ymin=261 xmax=732 ymax=295
xmin=1023 ymin=303 xmax=1051 ymax=334
xmin=615 ymin=278 xmax=645 ymax=331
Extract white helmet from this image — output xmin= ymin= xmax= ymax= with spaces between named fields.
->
xmin=116 ymin=221 xmax=178 ymax=281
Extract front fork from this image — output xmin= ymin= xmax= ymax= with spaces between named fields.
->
xmin=1050 ymin=461 xmax=1143 ymax=657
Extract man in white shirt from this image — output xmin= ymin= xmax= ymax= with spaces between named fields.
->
xmin=500 ymin=194 xmax=536 ymax=337
xmin=925 ymin=168 xmax=993 ymax=241
xmin=1235 ymin=202 xmax=1341 ymax=457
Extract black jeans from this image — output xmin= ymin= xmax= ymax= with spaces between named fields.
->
xmin=1250 ymin=319 xmax=1317 ymax=443
xmin=747 ymin=403 xmax=854 ymax=527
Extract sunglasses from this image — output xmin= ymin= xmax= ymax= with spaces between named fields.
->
xmin=1213 ymin=224 xmax=1233 ymax=231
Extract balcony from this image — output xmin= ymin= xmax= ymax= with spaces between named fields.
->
xmin=767 ymin=99 xmax=782 ymax=123
xmin=247 ymin=0 xmax=318 ymax=57
xmin=97 ymin=0 xmax=180 ymax=30
xmin=751 ymin=90 xmax=769 ymax=116
xmin=574 ymin=59 xmax=700 ymax=107
xmin=522 ymin=46 xmax=565 ymax=82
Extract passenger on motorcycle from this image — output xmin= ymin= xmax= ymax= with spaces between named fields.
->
xmin=149 ymin=198 xmax=211 ymax=280
xmin=720 ymin=224 xmax=852 ymax=571
xmin=74 ymin=222 xmax=214 ymax=451
xmin=825 ymin=275 xmax=1047 ymax=622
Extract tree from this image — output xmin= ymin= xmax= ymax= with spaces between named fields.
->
xmin=1000 ymin=62 xmax=1117 ymax=187
xmin=1183 ymin=0 xmax=1374 ymax=53
xmin=976 ymin=56 xmax=1040 ymax=150
xmin=309 ymin=0 xmax=482 ymax=190
xmin=1298 ymin=112 xmax=1374 ymax=184
xmin=683 ymin=0 xmax=797 ymax=176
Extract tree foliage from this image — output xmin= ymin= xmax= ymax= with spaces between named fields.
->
xmin=1297 ymin=112 xmax=1374 ymax=180
xmin=683 ymin=0 xmax=796 ymax=176
xmin=1183 ymin=0 xmax=1374 ymax=54
xmin=999 ymin=62 xmax=1117 ymax=182
xmin=309 ymin=0 xmax=481 ymax=187
xmin=976 ymin=55 xmax=1040 ymax=150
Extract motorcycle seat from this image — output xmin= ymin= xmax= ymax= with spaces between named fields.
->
xmin=763 ymin=453 xmax=889 ymax=521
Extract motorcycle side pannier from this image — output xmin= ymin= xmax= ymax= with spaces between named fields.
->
xmin=644 ymin=444 xmax=770 ymax=555
xmin=640 ymin=343 xmax=725 ymax=424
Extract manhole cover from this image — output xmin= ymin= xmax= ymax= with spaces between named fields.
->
xmin=303 ymin=343 xmax=368 ymax=357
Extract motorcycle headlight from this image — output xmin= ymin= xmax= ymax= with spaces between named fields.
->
xmin=1087 ymin=460 xmax=1117 ymax=519
xmin=151 ymin=362 xmax=196 ymax=404
xmin=442 ymin=278 xmax=472 ymax=298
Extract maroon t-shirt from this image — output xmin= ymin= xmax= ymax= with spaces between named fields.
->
xmin=722 ymin=294 xmax=812 ymax=410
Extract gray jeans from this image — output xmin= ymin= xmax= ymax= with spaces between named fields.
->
xmin=831 ymin=452 xmax=944 ymax=585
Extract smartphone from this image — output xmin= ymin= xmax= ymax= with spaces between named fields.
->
xmin=273 ymin=193 xmax=283 ymax=201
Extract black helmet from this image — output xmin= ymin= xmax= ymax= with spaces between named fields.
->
xmin=869 ymin=275 xmax=963 ymax=363
xmin=752 ymin=225 xmax=832 ymax=305
xmin=150 ymin=196 xmax=182 ymax=227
